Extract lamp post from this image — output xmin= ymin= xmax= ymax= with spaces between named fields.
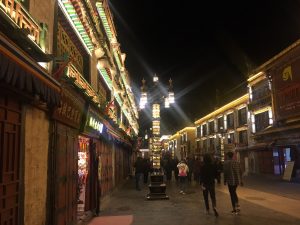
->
xmin=139 ymin=74 xmax=175 ymax=200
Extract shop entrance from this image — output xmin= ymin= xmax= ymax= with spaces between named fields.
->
xmin=78 ymin=136 xmax=90 ymax=213
xmin=273 ymin=147 xmax=294 ymax=175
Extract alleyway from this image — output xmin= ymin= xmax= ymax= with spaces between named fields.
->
xmin=87 ymin=175 xmax=300 ymax=225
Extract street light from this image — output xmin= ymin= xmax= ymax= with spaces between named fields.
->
xmin=139 ymin=74 xmax=175 ymax=200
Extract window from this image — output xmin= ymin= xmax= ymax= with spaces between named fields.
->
xmin=238 ymin=107 xmax=247 ymax=126
xmin=196 ymin=141 xmax=200 ymax=151
xmin=239 ymin=130 xmax=248 ymax=145
xmin=203 ymin=139 xmax=207 ymax=151
xmin=227 ymin=113 xmax=234 ymax=129
xmin=202 ymin=124 xmax=207 ymax=136
xmin=209 ymin=120 xmax=214 ymax=134
xmin=228 ymin=133 xmax=235 ymax=144
xmin=252 ymin=81 xmax=270 ymax=102
xmin=197 ymin=126 xmax=201 ymax=138
xmin=209 ymin=138 xmax=215 ymax=150
xmin=217 ymin=116 xmax=224 ymax=132
xmin=255 ymin=111 xmax=269 ymax=132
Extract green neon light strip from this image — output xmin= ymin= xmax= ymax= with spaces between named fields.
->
xmin=113 ymin=52 xmax=127 ymax=85
xmin=95 ymin=3 xmax=138 ymax=134
xmin=59 ymin=0 xmax=94 ymax=53
xmin=98 ymin=68 xmax=112 ymax=90
xmin=96 ymin=2 xmax=113 ymax=41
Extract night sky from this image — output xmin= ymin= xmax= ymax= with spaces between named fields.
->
xmin=109 ymin=0 xmax=300 ymax=135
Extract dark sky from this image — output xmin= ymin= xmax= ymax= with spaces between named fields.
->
xmin=109 ymin=0 xmax=300 ymax=135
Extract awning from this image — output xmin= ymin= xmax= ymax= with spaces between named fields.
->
xmin=0 ymin=33 xmax=61 ymax=106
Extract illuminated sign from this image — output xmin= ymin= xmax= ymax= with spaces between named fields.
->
xmin=89 ymin=117 xmax=103 ymax=133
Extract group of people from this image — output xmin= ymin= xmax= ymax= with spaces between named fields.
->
xmin=177 ymin=151 xmax=243 ymax=217
xmin=133 ymin=151 xmax=243 ymax=218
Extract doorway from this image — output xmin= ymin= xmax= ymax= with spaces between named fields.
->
xmin=78 ymin=136 xmax=90 ymax=213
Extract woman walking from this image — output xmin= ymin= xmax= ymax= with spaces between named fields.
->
xmin=177 ymin=159 xmax=189 ymax=194
xmin=200 ymin=154 xmax=218 ymax=217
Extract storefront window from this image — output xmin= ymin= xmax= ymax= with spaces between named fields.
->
xmin=78 ymin=136 xmax=90 ymax=212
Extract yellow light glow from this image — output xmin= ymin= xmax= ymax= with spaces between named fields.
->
xmin=152 ymin=104 xmax=160 ymax=118
xmin=195 ymin=94 xmax=249 ymax=125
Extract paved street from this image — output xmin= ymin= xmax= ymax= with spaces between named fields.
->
xmin=87 ymin=175 xmax=300 ymax=225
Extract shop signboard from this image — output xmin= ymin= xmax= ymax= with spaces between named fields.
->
xmin=53 ymin=88 xmax=85 ymax=129
xmin=84 ymin=106 xmax=105 ymax=137
xmin=283 ymin=161 xmax=295 ymax=181
xmin=273 ymin=57 xmax=300 ymax=121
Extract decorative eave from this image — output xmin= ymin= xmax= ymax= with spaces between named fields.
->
xmin=195 ymin=94 xmax=249 ymax=125
xmin=178 ymin=127 xmax=196 ymax=134
xmin=59 ymin=0 xmax=95 ymax=54
xmin=169 ymin=133 xmax=180 ymax=140
xmin=248 ymin=71 xmax=268 ymax=86
xmin=96 ymin=0 xmax=116 ymax=41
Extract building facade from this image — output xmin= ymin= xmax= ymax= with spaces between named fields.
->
xmin=0 ymin=1 xmax=139 ymax=225
xmin=194 ymin=94 xmax=249 ymax=167
xmin=168 ymin=127 xmax=196 ymax=160
xmin=248 ymin=40 xmax=300 ymax=179
xmin=178 ymin=127 xmax=196 ymax=160
xmin=168 ymin=133 xmax=180 ymax=159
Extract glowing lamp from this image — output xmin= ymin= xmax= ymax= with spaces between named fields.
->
xmin=168 ymin=92 xmax=174 ymax=104
xmin=165 ymin=97 xmax=170 ymax=108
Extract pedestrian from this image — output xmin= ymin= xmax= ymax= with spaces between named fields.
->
xmin=177 ymin=159 xmax=189 ymax=194
xmin=165 ymin=157 xmax=173 ymax=182
xmin=223 ymin=151 xmax=243 ymax=214
xmin=200 ymin=154 xmax=218 ymax=217
xmin=187 ymin=156 xmax=194 ymax=182
xmin=193 ymin=157 xmax=202 ymax=182
xmin=214 ymin=157 xmax=223 ymax=184
xmin=134 ymin=155 xmax=144 ymax=191
xmin=173 ymin=156 xmax=179 ymax=181
xmin=143 ymin=158 xmax=151 ymax=184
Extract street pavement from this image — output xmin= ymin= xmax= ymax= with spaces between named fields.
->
xmin=87 ymin=175 xmax=300 ymax=225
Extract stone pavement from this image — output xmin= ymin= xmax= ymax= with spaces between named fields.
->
xmin=87 ymin=175 xmax=300 ymax=225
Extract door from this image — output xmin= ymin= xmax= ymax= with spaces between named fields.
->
xmin=54 ymin=123 xmax=78 ymax=225
xmin=0 ymin=94 xmax=22 ymax=225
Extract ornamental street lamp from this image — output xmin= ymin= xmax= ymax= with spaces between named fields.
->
xmin=139 ymin=74 xmax=175 ymax=200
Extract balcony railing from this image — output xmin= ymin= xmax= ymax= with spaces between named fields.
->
xmin=0 ymin=0 xmax=45 ymax=51
xmin=66 ymin=63 xmax=100 ymax=106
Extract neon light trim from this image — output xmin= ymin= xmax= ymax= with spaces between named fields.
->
xmin=58 ymin=0 xmax=93 ymax=54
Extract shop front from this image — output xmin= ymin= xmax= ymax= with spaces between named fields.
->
xmin=79 ymin=106 xmax=106 ymax=216
xmin=50 ymin=86 xmax=85 ymax=225
xmin=0 ymin=30 xmax=61 ymax=225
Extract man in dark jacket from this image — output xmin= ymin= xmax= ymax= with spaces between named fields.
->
xmin=223 ymin=151 xmax=243 ymax=214
xmin=200 ymin=154 xmax=218 ymax=217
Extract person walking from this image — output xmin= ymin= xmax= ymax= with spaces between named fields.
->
xmin=177 ymin=159 xmax=189 ymax=194
xmin=173 ymin=156 xmax=179 ymax=181
xmin=134 ymin=156 xmax=144 ymax=191
xmin=187 ymin=156 xmax=194 ymax=182
xmin=223 ymin=151 xmax=243 ymax=214
xmin=214 ymin=157 xmax=223 ymax=184
xmin=143 ymin=158 xmax=151 ymax=184
xmin=200 ymin=154 xmax=218 ymax=217
xmin=193 ymin=157 xmax=202 ymax=182
xmin=165 ymin=158 xmax=173 ymax=182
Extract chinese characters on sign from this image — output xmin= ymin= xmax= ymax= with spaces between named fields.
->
xmin=53 ymin=90 xmax=84 ymax=129
xmin=88 ymin=116 xmax=103 ymax=133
